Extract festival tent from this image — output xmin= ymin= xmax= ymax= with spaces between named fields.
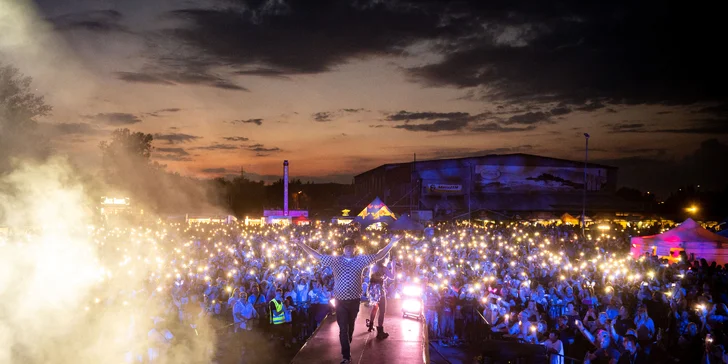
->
xmin=561 ymin=213 xmax=580 ymax=225
xmin=354 ymin=197 xmax=397 ymax=228
xmin=293 ymin=215 xmax=310 ymax=225
xmin=389 ymin=214 xmax=424 ymax=231
xmin=630 ymin=218 xmax=728 ymax=265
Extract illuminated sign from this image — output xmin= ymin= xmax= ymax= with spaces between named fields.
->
xmin=264 ymin=210 xmax=308 ymax=217
xmin=101 ymin=197 xmax=130 ymax=206
xmin=426 ymin=184 xmax=463 ymax=194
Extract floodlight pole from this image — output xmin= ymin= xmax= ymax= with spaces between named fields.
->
xmin=582 ymin=133 xmax=590 ymax=239
xmin=468 ymin=162 xmax=472 ymax=222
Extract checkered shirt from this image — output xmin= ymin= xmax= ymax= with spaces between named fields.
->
xmin=320 ymin=254 xmax=376 ymax=301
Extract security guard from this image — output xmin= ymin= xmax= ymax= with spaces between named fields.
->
xmin=270 ymin=288 xmax=286 ymax=326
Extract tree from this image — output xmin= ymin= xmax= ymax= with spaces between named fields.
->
xmin=0 ymin=63 xmax=52 ymax=171
xmin=98 ymin=128 xmax=154 ymax=191
xmin=0 ymin=63 xmax=51 ymax=131
xmin=99 ymin=128 xmax=154 ymax=162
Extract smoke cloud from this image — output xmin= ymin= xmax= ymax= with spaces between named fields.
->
xmin=0 ymin=157 xmax=218 ymax=364
xmin=1 ymin=1 xmax=221 ymax=362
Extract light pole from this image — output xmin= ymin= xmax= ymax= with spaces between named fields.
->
xmin=468 ymin=162 xmax=472 ymax=222
xmin=582 ymin=133 xmax=590 ymax=238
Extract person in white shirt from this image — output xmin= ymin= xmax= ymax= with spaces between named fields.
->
xmin=295 ymin=278 xmax=310 ymax=307
xmin=542 ymin=331 xmax=564 ymax=364
xmin=233 ymin=291 xmax=257 ymax=333
xmin=227 ymin=288 xmax=240 ymax=308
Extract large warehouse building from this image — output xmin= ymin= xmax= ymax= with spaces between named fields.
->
xmin=353 ymin=153 xmax=625 ymax=220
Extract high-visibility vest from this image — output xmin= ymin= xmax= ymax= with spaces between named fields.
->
xmin=270 ymin=299 xmax=285 ymax=325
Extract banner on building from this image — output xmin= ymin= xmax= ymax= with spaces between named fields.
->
xmin=426 ymin=184 xmax=463 ymax=194
xmin=474 ymin=165 xmax=608 ymax=192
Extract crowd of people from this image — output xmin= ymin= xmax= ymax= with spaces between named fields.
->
xmin=27 ymin=217 xmax=728 ymax=363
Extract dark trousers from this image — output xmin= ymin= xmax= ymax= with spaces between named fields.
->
xmin=335 ymin=299 xmax=360 ymax=360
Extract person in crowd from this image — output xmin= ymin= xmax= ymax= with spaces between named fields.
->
xmin=269 ymin=288 xmax=291 ymax=348
xmin=543 ymin=331 xmax=565 ymax=364
xmin=576 ymin=320 xmax=621 ymax=364
xmin=248 ymin=283 xmax=267 ymax=330
xmin=69 ymin=219 xmax=728 ymax=363
xmin=633 ymin=305 xmax=656 ymax=349
xmin=615 ymin=305 xmax=634 ymax=337
xmin=617 ymin=334 xmax=647 ymax=364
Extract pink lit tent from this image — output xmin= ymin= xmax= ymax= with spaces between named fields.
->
xmin=630 ymin=218 xmax=728 ymax=265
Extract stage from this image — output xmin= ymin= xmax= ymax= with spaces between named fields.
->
xmin=291 ymin=300 xmax=428 ymax=364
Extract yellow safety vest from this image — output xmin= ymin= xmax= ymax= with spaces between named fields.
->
xmin=270 ymin=299 xmax=285 ymax=325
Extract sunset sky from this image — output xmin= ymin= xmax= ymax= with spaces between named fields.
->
xmin=3 ymin=0 xmax=726 ymax=193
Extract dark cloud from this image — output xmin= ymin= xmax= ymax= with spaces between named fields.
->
xmin=470 ymin=123 xmax=537 ymax=133
xmin=116 ymin=72 xmax=175 ymax=85
xmin=49 ymin=10 xmax=128 ymax=33
xmin=43 ymin=122 xmax=105 ymax=136
xmin=239 ymin=171 xmax=354 ymax=184
xmin=154 ymin=147 xmax=192 ymax=161
xmin=575 ymin=102 xmax=606 ymax=112
xmin=393 ymin=118 xmax=469 ymax=132
xmin=247 ymin=144 xmax=281 ymax=153
xmin=156 ymin=147 xmax=189 ymax=155
xmin=696 ymin=103 xmax=728 ymax=118
xmin=222 ymin=136 xmax=250 ymax=142
xmin=607 ymin=120 xmax=728 ymax=134
xmin=168 ymin=2 xmax=445 ymax=75
xmin=154 ymin=133 xmax=202 ymax=144
xmin=654 ymin=122 xmax=728 ymax=135
xmin=116 ymin=70 xmax=247 ymax=91
xmin=607 ymin=123 xmax=646 ymax=133
xmin=309 ymin=109 xmax=367 ymax=122
xmin=312 ymin=112 xmax=333 ymax=122
xmin=146 ymin=108 xmax=182 ymax=117
xmin=549 ymin=107 xmax=572 ymax=116
xmin=402 ymin=1 xmax=726 ymax=111
xmin=84 ymin=113 xmax=142 ymax=125
xmin=505 ymin=111 xmax=550 ymax=125
xmin=201 ymin=168 xmax=228 ymax=174
xmin=426 ymin=144 xmax=535 ymax=159
xmin=191 ymin=144 xmax=239 ymax=150
xmin=386 ymin=110 xmax=481 ymax=132
xmin=234 ymin=68 xmax=291 ymax=79
xmin=97 ymin=1 xmax=723 ymax=117
xmin=385 ymin=109 xmax=545 ymax=133
xmin=231 ymin=118 xmax=263 ymax=126
xmin=386 ymin=111 xmax=470 ymax=122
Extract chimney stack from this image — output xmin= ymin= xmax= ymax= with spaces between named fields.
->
xmin=283 ymin=160 xmax=289 ymax=216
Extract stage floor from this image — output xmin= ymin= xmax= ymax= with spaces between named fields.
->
xmin=291 ymin=300 xmax=428 ymax=364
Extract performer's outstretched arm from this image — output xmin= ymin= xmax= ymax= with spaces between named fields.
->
xmin=294 ymin=238 xmax=324 ymax=261
xmin=373 ymin=237 xmax=400 ymax=262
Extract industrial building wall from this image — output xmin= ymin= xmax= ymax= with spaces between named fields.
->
xmin=353 ymin=154 xmax=619 ymax=215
